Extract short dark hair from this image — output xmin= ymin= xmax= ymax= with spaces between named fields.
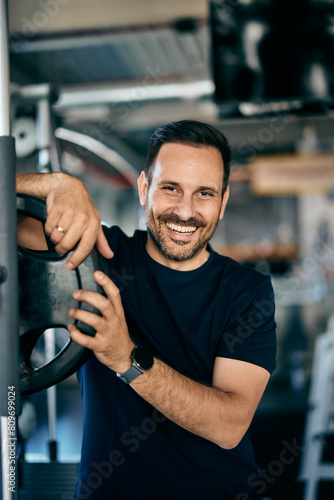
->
xmin=144 ymin=120 xmax=231 ymax=195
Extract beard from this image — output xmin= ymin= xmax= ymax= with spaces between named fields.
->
xmin=144 ymin=207 xmax=221 ymax=262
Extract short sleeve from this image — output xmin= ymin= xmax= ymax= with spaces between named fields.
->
xmin=217 ymin=275 xmax=277 ymax=374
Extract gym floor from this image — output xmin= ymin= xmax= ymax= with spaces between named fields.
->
xmin=23 ymin=376 xmax=82 ymax=462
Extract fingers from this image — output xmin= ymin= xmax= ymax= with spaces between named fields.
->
xmin=69 ymin=307 xmax=101 ymax=330
xmin=44 ymin=205 xmax=63 ymax=237
xmin=69 ymin=272 xmax=122 ymax=319
xmin=65 ymin=226 xmax=113 ymax=270
xmin=46 ymin=216 xmax=111 ymax=271
xmin=93 ymin=271 xmax=123 ymax=314
xmin=43 ymin=179 xmax=108 ymax=268
xmin=68 ymin=296 xmax=108 ymax=349
xmin=72 ymin=287 xmax=114 ymax=319
xmin=48 ymin=221 xmax=68 ymax=246
xmin=96 ymin=227 xmax=114 ymax=260
xmin=63 ymin=224 xmax=99 ymax=270
xmin=68 ymin=324 xmax=95 ymax=349
xmin=46 ymin=220 xmax=113 ymax=270
xmin=67 ymin=277 xmax=119 ymax=347
xmin=68 ymin=272 xmax=133 ymax=373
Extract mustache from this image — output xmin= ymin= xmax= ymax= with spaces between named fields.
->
xmin=158 ymin=213 xmax=205 ymax=228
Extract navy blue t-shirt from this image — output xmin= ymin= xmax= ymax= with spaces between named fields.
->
xmin=73 ymin=227 xmax=276 ymax=500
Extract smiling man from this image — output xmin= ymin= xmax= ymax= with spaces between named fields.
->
xmin=139 ymin=141 xmax=229 ymax=267
xmin=16 ymin=120 xmax=276 ymax=500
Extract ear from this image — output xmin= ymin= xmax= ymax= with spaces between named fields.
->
xmin=219 ymin=185 xmax=230 ymax=220
xmin=137 ymin=171 xmax=148 ymax=207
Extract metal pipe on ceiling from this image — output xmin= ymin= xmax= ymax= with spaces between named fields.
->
xmin=53 ymin=79 xmax=215 ymax=110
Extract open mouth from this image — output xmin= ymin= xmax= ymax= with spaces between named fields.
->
xmin=165 ymin=222 xmax=198 ymax=236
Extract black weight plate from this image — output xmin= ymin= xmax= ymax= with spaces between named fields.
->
xmin=17 ymin=193 xmax=108 ymax=395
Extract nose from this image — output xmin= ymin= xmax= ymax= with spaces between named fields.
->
xmin=173 ymin=193 xmax=196 ymax=221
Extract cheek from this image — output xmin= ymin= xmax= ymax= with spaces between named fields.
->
xmin=199 ymin=202 xmax=221 ymax=220
xmin=203 ymin=211 xmax=222 ymax=229
xmin=147 ymin=189 xmax=164 ymax=209
xmin=150 ymin=193 xmax=175 ymax=213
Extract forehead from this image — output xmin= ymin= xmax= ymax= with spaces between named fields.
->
xmin=152 ymin=143 xmax=225 ymax=188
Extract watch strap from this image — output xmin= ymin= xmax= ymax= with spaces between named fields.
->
xmin=117 ymin=345 xmax=154 ymax=384
xmin=117 ymin=365 xmax=144 ymax=384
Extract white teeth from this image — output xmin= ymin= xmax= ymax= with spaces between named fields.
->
xmin=166 ymin=222 xmax=197 ymax=234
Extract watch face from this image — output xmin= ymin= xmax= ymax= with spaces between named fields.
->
xmin=134 ymin=346 xmax=154 ymax=370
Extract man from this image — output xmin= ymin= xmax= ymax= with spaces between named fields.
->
xmin=17 ymin=120 xmax=276 ymax=500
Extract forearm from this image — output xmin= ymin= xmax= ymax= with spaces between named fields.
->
xmin=16 ymin=172 xmax=111 ymax=266
xmin=16 ymin=172 xmax=57 ymax=249
xmin=130 ymin=358 xmax=250 ymax=449
xmin=16 ymin=172 xmax=72 ymax=199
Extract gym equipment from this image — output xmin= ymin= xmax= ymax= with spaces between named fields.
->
xmin=17 ymin=193 xmax=107 ymax=395
xmin=299 ymin=315 xmax=334 ymax=499
xmin=18 ymin=461 xmax=79 ymax=500
xmin=12 ymin=117 xmax=37 ymax=158
xmin=1 ymin=1 xmax=20 ymax=499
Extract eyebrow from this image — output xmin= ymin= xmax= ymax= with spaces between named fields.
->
xmin=198 ymin=185 xmax=220 ymax=195
xmin=158 ymin=180 xmax=179 ymax=187
xmin=158 ymin=180 xmax=220 ymax=195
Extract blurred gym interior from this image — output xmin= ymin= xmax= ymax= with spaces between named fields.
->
xmin=2 ymin=1 xmax=334 ymax=499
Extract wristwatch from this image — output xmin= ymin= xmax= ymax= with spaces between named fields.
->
xmin=117 ymin=346 xmax=154 ymax=384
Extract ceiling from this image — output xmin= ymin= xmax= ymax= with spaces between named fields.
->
xmin=8 ymin=0 xmax=208 ymax=32
xmin=7 ymin=0 xmax=334 ymax=175
xmin=8 ymin=0 xmax=218 ymax=143
xmin=8 ymin=0 xmax=211 ymax=88
xmin=7 ymin=1 xmax=223 ymax=180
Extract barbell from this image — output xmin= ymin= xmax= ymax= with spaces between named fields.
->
xmin=17 ymin=193 xmax=107 ymax=395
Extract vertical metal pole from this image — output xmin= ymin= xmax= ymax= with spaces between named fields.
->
xmin=36 ymin=99 xmax=52 ymax=172
xmin=0 ymin=1 xmax=20 ymax=500
xmin=0 ymin=0 xmax=10 ymax=136
xmin=45 ymin=329 xmax=58 ymax=461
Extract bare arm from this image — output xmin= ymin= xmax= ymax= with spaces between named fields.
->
xmin=68 ymin=271 xmax=270 ymax=450
xmin=130 ymin=356 xmax=269 ymax=449
xmin=16 ymin=172 xmax=62 ymax=200
xmin=16 ymin=172 xmax=113 ymax=267
xmin=17 ymin=172 xmax=61 ymax=250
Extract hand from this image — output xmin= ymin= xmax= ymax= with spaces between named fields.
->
xmin=67 ymin=271 xmax=135 ymax=373
xmin=44 ymin=174 xmax=113 ymax=269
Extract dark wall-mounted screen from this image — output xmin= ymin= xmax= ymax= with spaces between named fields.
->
xmin=210 ymin=0 xmax=334 ymax=113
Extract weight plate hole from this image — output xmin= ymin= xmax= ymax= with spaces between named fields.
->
xmin=30 ymin=328 xmax=70 ymax=369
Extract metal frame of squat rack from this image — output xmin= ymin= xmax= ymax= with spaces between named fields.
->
xmin=0 ymin=1 xmax=21 ymax=499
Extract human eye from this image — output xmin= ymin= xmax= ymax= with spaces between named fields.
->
xmin=199 ymin=190 xmax=214 ymax=197
xmin=162 ymin=186 xmax=177 ymax=193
